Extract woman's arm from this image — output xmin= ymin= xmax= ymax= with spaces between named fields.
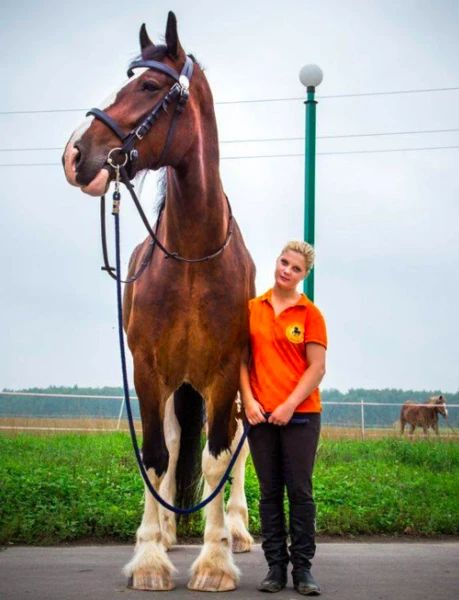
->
xmin=268 ymin=343 xmax=326 ymax=426
xmin=240 ymin=346 xmax=266 ymax=425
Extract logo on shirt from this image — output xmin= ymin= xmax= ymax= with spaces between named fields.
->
xmin=285 ymin=322 xmax=304 ymax=343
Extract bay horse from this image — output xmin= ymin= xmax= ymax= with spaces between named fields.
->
xmin=400 ymin=395 xmax=448 ymax=436
xmin=62 ymin=11 xmax=255 ymax=592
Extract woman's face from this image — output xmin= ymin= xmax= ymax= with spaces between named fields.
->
xmin=274 ymin=250 xmax=307 ymax=291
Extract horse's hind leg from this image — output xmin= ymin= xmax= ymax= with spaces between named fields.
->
xmin=226 ymin=418 xmax=253 ymax=553
xmin=188 ymin=382 xmax=240 ymax=591
xmin=157 ymin=395 xmax=180 ymax=550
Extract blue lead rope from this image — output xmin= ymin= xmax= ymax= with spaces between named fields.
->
xmin=113 ymin=212 xmax=251 ymax=515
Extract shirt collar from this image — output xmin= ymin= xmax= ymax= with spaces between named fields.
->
xmin=261 ymin=288 xmax=309 ymax=307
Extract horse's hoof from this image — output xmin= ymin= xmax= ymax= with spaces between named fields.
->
xmin=129 ymin=570 xmax=175 ymax=591
xmin=232 ymin=536 xmax=252 ymax=553
xmin=187 ymin=570 xmax=236 ymax=592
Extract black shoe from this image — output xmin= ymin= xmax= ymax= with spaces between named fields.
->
xmin=293 ymin=569 xmax=321 ymax=596
xmin=258 ymin=565 xmax=287 ymax=593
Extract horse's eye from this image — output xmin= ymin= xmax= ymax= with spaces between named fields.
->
xmin=141 ymin=81 xmax=159 ymax=93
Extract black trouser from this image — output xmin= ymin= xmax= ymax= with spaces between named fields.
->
xmin=248 ymin=413 xmax=321 ymax=573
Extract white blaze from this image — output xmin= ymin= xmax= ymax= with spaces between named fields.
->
xmin=69 ymin=68 xmax=150 ymax=145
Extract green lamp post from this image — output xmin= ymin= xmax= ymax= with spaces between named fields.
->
xmin=299 ymin=64 xmax=323 ymax=301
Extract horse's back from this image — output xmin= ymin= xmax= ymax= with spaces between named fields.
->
xmin=400 ymin=401 xmax=438 ymax=428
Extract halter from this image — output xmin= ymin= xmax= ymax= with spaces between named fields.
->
xmin=86 ymin=56 xmax=194 ymax=175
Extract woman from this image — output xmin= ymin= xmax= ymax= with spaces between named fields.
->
xmin=240 ymin=241 xmax=327 ymax=595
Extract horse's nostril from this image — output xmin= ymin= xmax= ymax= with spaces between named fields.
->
xmin=73 ymin=144 xmax=82 ymax=168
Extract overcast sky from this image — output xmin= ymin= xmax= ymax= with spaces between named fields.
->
xmin=1 ymin=0 xmax=458 ymax=393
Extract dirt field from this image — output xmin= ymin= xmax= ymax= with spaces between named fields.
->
xmin=0 ymin=417 xmax=457 ymax=439
xmin=0 ymin=417 xmax=140 ymax=434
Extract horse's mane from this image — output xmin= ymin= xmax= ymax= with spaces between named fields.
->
xmin=132 ymin=167 xmax=166 ymax=220
xmin=140 ymin=45 xmax=168 ymax=61
xmin=428 ymin=395 xmax=444 ymax=405
xmin=155 ymin=168 xmax=167 ymax=214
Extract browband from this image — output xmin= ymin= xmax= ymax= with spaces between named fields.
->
xmin=126 ymin=56 xmax=194 ymax=82
xmin=85 ymin=55 xmax=195 ymax=176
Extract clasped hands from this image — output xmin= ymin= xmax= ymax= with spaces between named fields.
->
xmin=244 ymin=398 xmax=295 ymax=426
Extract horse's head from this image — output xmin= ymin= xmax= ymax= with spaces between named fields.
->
xmin=62 ymin=11 xmax=207 ymax=196
xmin=430 ymin=395 xmax=448 ymax=418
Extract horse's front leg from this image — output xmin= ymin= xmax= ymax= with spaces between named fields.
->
xmin=188 ymin=380 xmax=240 ymax=591
xmin=226 ymin=417 xmax=253 ymax=553
xmin=123 ymin=365 xmax=176 ymax=591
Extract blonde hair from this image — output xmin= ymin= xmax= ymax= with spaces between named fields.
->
xmin=281 ymin=240 xmax=315 ymax=273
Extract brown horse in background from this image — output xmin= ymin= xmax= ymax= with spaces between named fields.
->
xmin=63 ymin=11 xmax=255 ymax=592
xmin=400 ymin=395 xmax=448 ymax=436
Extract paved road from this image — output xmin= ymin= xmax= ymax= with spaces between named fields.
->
xmin=1 ymin=542 xmax=458 ymax=599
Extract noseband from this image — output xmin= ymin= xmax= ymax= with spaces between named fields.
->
xmin=86 ymin=55 xmax=194 ymax=174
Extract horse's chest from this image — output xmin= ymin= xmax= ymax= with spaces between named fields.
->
xmin=164 ymin=292 xmax=235 ymax=339
xmin=134 ymin=269 xmax=243 ymax=347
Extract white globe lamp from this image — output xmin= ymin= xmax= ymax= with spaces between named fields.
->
xmin=299 ymin=64 xmax=323 ymax=89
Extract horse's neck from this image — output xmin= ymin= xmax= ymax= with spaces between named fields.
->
xmin=162 ymin=151 xmax=229 ymax=255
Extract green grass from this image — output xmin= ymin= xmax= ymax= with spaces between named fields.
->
xmin=0 ymin=434 xmax=457 ymax=544
xmin=313 ymin=439 xmax=458 ymax=535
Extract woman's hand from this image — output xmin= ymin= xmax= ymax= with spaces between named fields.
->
xmin=244 ymin=398 xmax=267 ymax=425
xmin=268 ymin=401 xmax=295 ymax=426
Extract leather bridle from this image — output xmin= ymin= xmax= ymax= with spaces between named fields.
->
xmin=86 ymin=55 xmax=195 ymax=175
xmin=87 ymin=54 xmax=234 ymax=275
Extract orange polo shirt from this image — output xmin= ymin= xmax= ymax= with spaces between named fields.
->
xmin=248 ymin=289 xmax=327 ymax=413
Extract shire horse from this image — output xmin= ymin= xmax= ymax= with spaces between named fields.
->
xmin=62 ymin=11 xmax=255 ymax=592
xmin=400 ymin=395 xmax=448 ymax=436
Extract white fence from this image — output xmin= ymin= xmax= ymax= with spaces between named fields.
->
xmin=0 ymin=391 xmax=457 ymax=437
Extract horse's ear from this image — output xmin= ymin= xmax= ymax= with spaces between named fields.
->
xmin=139 ymin=23 xmax=155 ymax=56
xmin=165 ymin=11 xmax=184 ymax=59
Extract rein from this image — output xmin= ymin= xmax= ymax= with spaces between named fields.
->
xmin=99 ymin=194 xmax=161 ymax=282
xmin=99 ymin=167 xmax=234 ymax=281
xmin=112 ymin=192 xmax=250 ymax=514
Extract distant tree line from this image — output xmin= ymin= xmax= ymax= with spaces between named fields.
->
xmin=0 ymin=385 xmax=140 ymax=419
xmin=1 ymin=386 xmax=457 ymax=428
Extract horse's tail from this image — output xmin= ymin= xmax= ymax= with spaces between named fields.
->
xmin=174 ymin=383 xmax=204 ymax=514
